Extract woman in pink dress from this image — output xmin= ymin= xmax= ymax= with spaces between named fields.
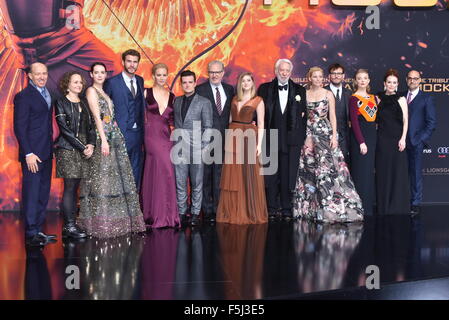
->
xmin=141 ymin=63 xmax=180 ymax=228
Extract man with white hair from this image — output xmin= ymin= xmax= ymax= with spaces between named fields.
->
xmin=257 ymin=59 xmax=307 ymax=219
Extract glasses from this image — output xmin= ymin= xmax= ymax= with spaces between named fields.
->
xmin=330 ymin=72 xmax=344 ymax=76
xmin=208 ymin=70 xmax=224 ymax=75
xmin=407 ymin=77 xmax=421 ymax=82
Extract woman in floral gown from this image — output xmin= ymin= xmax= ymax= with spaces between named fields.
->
xmin=78 ymin=62 xmax=146 ymax=238
xmin=292 ymin=66 xmax=363 ymax=223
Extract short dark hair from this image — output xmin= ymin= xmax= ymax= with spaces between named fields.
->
xmin=59 ymin=71 xmax=87 ymax=95
xmin=180 ymin=70 xmax=196 ymax=82
xmin=26 ymin=61 xmax=47 ymax=74
xmin=122 ymin=49 xmax=141 ymax=62
xmin=90 ymin=62 xmax=107 ymax=73
xmin=328 ymin=63 xmax=345 ymax=74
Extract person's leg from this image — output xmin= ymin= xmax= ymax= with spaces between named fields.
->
xmin=190 ymin=163 xmax=204 ymax=217
xmin=21 ymin=162 xmax=42 ymax=239
xmin=61 ymin=177 xmax=87 ymax=238
xmin=279 ymin=152 xmax=292 ymax=217
xmin=125 ymin=131 xmax=144 ymax=190
xmin=202 ymin=163 xmax=213 ymax=217
xmin=175 ymin=163 xmax=189 ymax=216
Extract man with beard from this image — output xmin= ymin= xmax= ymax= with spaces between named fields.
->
xmin=257 ymin=59 xmax=307 ymax=219
xmin=105 ymin=49 xmax=146 ymax=189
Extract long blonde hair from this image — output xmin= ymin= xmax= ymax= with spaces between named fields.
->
xmin=353 ymin=69 xmax=371 ymax=93
xmin=236 ymin=72 xmax=256 ymax=101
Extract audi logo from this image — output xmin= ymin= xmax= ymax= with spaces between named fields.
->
xmin=438 ymin=147 xmax=449 ymax=154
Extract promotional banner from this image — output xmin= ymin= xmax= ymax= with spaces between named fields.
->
xmin=0 ymin=0 xmax=448 ymax=210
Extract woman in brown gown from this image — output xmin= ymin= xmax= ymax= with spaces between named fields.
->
xmin=216 ymin=72 xmax=268 ymax=224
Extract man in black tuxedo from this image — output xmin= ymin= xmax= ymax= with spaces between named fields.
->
xmin=196 ymin=61 xmax=235 ymax=222
xmin=13 ymin=62 xmax=57 ymax=246
xmin=257 ymin=59 xmax=307 ymax=219
xmin=324 ymin=63 xmax=352 ymax=166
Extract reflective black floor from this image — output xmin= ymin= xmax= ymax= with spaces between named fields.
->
xmin=1 ymin=206 xmax=449 ymax=300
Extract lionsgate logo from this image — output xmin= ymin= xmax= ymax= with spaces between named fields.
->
xmin=170 ymin=121 xmax=279 ymax=175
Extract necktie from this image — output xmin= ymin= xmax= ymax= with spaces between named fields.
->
xmin=215 ymin=87 xmax=222 ymax=115
xmin=336 ymin=88 xmax=341 ymax=101
xmin=40 ymin=87 xmax=50 ymax=109
xmin=407 ymin=92 xmax=412 ymax=105
xmin=130 ymin=79 xmax=136 ymax=98
xmin=278 ymin=84 xmax=288 ymax=91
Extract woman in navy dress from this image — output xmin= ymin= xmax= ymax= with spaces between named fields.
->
xmin=141 ymin=63 xmax=180 ymax=228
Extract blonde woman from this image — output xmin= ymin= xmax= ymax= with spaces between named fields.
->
xmin=216 ymin=72 xmax=268 ymax=224
xmin=292 ymin=66 xmax=363 ymax=223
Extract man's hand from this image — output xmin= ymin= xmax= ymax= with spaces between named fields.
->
xmin=26 ymin=154 xmax=42 ymax=173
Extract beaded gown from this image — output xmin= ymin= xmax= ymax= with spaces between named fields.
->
xmin=292 ymin=96 xmax=364 ymax=223
xmin=78 ymin=88 xmax=145 ymax=238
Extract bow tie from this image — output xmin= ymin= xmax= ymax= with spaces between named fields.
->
xmin=278 ymin=84 xmax=288 ymax=91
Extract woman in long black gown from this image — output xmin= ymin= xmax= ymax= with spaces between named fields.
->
xmin=375 ymin=69 xmax=410 ymax=214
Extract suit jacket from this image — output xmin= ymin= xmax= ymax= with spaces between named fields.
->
xmin=257 ymin=78 xmax=307 ymax=189
xmin=173 ymin=93 xmax=213 ymax=161
xmin=104 ymin=73 xmax=145 ymax=137
xmin=401 ymin=90 xmax=437 ymax=147
xmin=196 ymin=81 xmax=235 ymax=135
xmin=13 ymin=85 xmax=53 ymax=162
xmin=324 ymin=84 xmax=351 ymax=124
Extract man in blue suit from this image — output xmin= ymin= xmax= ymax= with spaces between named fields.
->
xmin=104 ymin=49 xmax=145 ymax=189
xmin=404 ymin=70 xmax=437 ymax=215
xmin=14 ymin=62 xmax=57 ymax=246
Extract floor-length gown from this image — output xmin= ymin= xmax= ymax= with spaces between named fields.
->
xmin=141 ymin=88 xmax=180 ymax=228
xmin=78 ymin=88 xmax=146 ymax=238
xmin=349 ymin=94 xmax=378 ymax=216
xmin=216 ymin=96 xmax=268 ymax=224
xmin=293 ymin=96 xmax=363 ymax=223
xmin=375 ymin=92 xmax=411 ymax=214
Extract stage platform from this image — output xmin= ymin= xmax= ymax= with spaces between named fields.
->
xmin=1 ymin=205 xmax=448 ymax=300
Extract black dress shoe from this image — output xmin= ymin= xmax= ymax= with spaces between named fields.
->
xmin=180 ymin=214 xmax=189 ymax=225
xmin=62 ymin=225 xmax=87 ymax=239
xmin=268 ymin=211 xmax=278 ymax=219
xmin=37 ymin=232 xmax=57 ymax=240
xmin=411 ymin=205 xmax=420 ymax=217
xmin=26 ymin=235 xmax=47 ymax=247
xmin=191 ymin=215 xmax=201 ymax=226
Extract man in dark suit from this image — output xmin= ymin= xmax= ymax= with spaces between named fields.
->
xmin=324 ymin=63 xmax=352 ymax=166
xmin=13 ymin=62 xmax=56 ymax=246
xmin=173 ymin=70 xmax=213 ymax=226
xmin=196 ymin=61 xmax=235 ymax=222
xmin=104 ymin=49 xmax=145 ymax=189
xmin=403 ymin=70 xmax=437 ymax=215
xmin=257 ymin=59 xmax=307 ymax=219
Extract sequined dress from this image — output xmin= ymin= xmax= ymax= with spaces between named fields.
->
xmin=292 ymin=96 xmax=364 ymax=223
xmin=78 ymin=88 xmax=146 ymax=238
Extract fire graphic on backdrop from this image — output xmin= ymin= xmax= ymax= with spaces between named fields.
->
xmin=0 ymin=0 xmax=350 ymax=210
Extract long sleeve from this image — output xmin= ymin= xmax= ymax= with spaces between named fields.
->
xmin=421 ymin=94 xmax=437 ymax=145
xmin=55 ymin=99 xmax=86 ymax=151
xmin=349 ymin=96 xmax=365 ymax=145
xmin=13 ymin=92 xmax=32 ymax=156
xmin=201 ymin=99 xmax=213 ymax=149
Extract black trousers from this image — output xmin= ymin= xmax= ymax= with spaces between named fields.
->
xmin=202 ymin=162 xmax=223 ymax=215
xmin=266 ymin=151 xmax=291 ymax=214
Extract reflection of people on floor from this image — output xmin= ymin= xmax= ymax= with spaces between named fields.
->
xmin=140 ymin=229 xmax=180 ymax=300
xmin=174 ymin=228 xmax=207 ymax=299
xmin=25 ymin=247 xmax=52 ymax=300
xmin=216 ymin=223 xmax=268 ymax=299
xmin=293 ymin=220 xmax=363 ymax=293
xmin=76 ymin=235 xmax=144 ymax=299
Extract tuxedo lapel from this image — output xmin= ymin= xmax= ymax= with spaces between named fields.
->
xmin=206 ymin=84 xmax=219 ymax=117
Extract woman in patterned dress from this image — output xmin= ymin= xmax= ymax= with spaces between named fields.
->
xmin=78 ymin=62 xmax=145 ymax=238
xmin=292 ymin=66 xmax=363 ymax=223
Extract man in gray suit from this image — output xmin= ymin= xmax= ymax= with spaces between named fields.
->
xmin=172 ymin=70 xmax=213 ymax=226
xmin=324 ymin=63 xmax=352 ymax=166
